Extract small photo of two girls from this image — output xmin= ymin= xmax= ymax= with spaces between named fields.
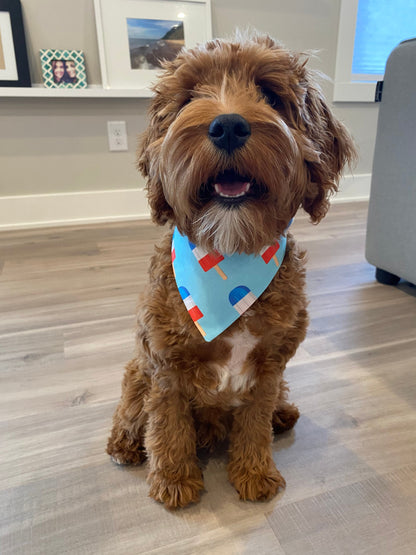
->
xmin=40 ymin=49 xmax=87 ymax=89
xmin=51 ymin=59 xmax=78 ymax=84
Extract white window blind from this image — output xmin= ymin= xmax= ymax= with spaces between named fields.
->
xmin=352 ymin=0 xmax=416 ymax=79
xmin=334 ymin=0 xmax=416 ymax=101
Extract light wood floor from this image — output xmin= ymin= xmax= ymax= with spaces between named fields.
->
xmin=1 ymin=202 xmax=415 ymax=555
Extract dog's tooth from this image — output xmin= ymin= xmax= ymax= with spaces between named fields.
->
xmin=214 ymin=182 xmax=251 ymax=198
xmin=220 ymin=191 xmax=245 ymax=198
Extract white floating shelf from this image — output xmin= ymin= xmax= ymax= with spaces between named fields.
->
xmin=0 ymin=85 xmax=153 ymax=98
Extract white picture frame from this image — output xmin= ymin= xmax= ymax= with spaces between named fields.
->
xmin=94 ymin=0 xmax=212 ymax=91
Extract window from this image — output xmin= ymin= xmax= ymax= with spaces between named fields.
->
xmin=334 ymin=0 xmax=416 ymax=102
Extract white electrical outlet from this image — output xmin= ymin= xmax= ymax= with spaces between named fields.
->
xmin=107 ymin=121 xmax=128 ymax=151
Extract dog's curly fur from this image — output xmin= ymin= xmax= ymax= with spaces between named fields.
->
xmin=107 ymin=33 xmax=356 ymax=509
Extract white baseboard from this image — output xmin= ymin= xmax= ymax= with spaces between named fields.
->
xmin=0 ymin=188 xmax=150 ymax=231
xmin=0 ymin=174 xmax=370 ymax=231
xmin=334 ymin=173 xmax=371 ymax=203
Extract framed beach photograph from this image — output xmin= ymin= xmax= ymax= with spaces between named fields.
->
xmin=0 ymin=0 xmax=31 ymax=87
xmin=94 ymin=0 xmax=212 ymax=90
xmin=39 ymin=49 xmax=87 ymax=89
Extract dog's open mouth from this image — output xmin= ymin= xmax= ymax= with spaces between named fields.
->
xmin=214 ymin=171 xmax=251 ymax=201
xmin=200 ymin=170 xmax=255 ymax=206
xmin=199 ymin=170 xmax=267 ymax=206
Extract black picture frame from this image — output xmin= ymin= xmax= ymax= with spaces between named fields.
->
xmin=0 ymin=0 xmax=31 ymax=87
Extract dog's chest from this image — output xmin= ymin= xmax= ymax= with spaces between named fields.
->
xmin=215 ymin=328 xmax=258 ymax=395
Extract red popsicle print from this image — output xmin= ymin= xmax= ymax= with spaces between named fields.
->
xmin=178 ymin=286 xmax=206 ymax=337
xmin=260 ymin=240 xmax=280 ymax=267
xmin=171 ymin=245 xmax=176 ymax=277
xmin=189 ymin=241 xmax=227 ymax=280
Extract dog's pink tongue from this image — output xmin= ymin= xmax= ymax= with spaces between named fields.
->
xmin=214 ymin=180 xmax=250 ymax=197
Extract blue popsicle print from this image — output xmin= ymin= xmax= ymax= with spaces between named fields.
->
xmin=229 ymin=285 xmax=258 ymax=315
xmin=178 ymin=286 xmax=189 ymax=300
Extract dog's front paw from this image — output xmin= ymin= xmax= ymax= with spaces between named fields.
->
xmin=229 ymin=464 xmax=286 ymax=501
xmin=148 ymin=468 xmax=204 ymax=509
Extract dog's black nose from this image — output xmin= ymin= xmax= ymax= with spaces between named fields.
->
xmin=208 ymin=114 xmax=251 ymax=154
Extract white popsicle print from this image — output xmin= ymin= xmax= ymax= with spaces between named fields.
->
xmin=229 ymin=285 xmax=258 ymax=315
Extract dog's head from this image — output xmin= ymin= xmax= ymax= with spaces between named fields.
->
xmin=138 ymin=34 xmax=356 ymax=254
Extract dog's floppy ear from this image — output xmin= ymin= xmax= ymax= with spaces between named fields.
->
xmin=137 ymin=99 xmax=174 ymax=226
xmin=301 ymin=81 xmax=356 ymax=222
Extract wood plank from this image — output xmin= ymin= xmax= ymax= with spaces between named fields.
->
xmin=1 ymin=201 xmax=416 ymax=554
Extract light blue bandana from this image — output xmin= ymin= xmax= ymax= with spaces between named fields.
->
xmin=172 ymin=227 xmax=287 ymax=342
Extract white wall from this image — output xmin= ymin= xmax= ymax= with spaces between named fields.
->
xmin=0 ymin=0 xmax=375 ymax=229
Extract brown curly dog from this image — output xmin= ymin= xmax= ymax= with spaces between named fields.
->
xmin=107 ymin=33 xmax=356 ymax=509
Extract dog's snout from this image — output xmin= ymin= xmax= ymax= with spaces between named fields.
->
xmin=208 ymin=114 xmax=251 ymax=154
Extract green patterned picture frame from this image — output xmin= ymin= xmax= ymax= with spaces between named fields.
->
xmin=40 ymin=49 xmax=87 ymax=89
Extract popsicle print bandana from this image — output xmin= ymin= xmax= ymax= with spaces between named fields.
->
xmin=172 ymin=227 xmax=287 ymax=342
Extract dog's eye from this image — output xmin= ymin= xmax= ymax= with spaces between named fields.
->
xmin=261 ymin=87 xmax=285 ymax=112
xmin=177 ymin=97 xmax=192 ymax=112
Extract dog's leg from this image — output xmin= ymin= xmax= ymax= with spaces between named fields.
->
xmin=272 ymin=379 xmax=300 ymax=434
xmin=145 ymin=384 xmax=204 ymax=509
xmin=106 ymin=358 xmax=148 ymax=465
xmin=272 ymin=311 xmax=307 ymax=434
xmin=228 ymin=376 xmax=286 ymax=501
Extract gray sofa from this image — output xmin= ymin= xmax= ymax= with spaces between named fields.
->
xmin=365 ymin=38 xmax=416 ymax=286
